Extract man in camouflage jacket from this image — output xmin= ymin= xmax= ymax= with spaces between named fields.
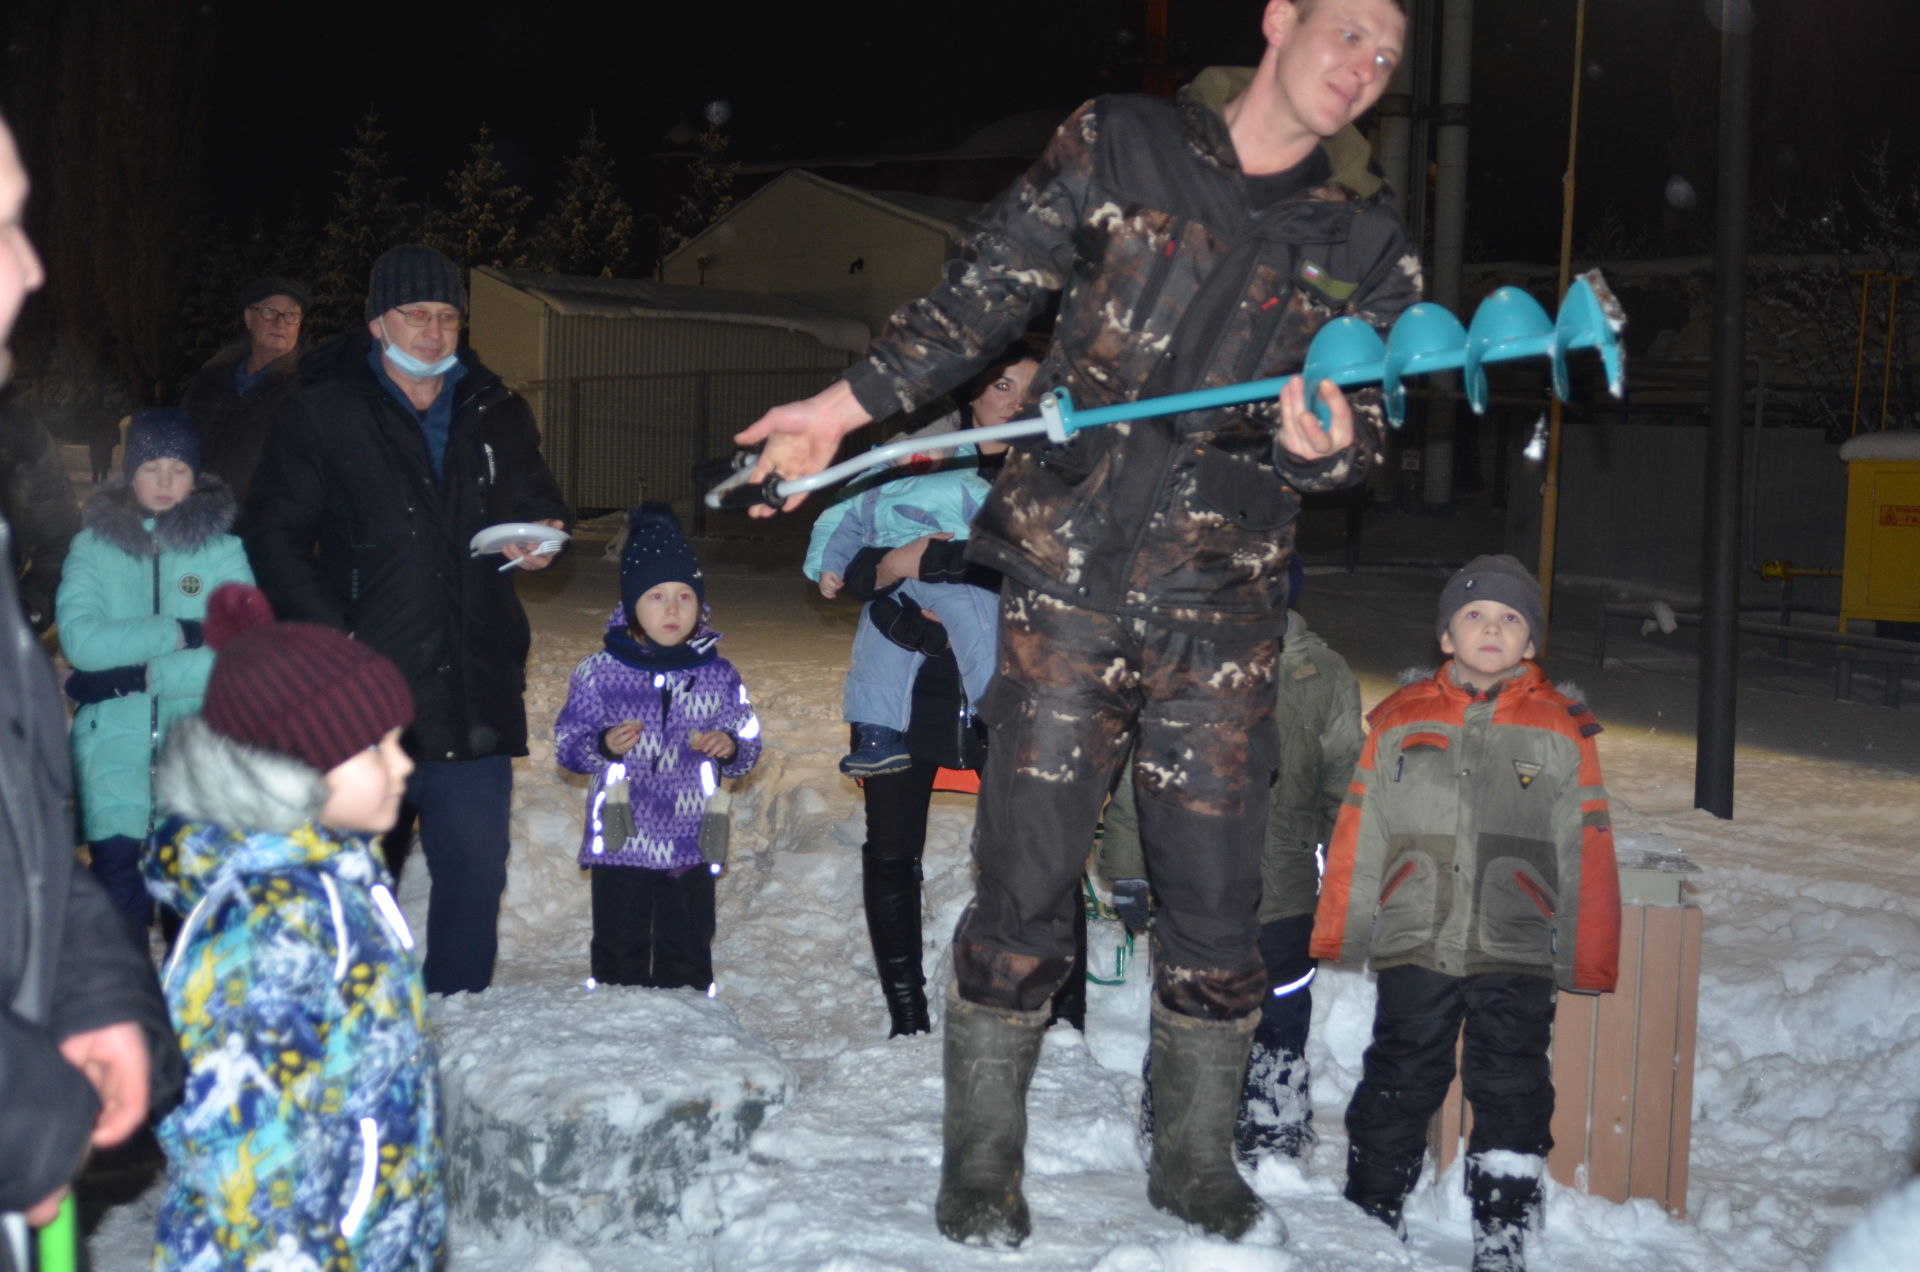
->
xmin=736 ymin=0 xmax=1417 ymax=1246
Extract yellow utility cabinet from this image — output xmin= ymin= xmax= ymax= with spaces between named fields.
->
xmin=1838 ymin=435 xmax=1920 ymax=629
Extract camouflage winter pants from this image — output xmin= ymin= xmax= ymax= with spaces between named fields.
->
xmin=953 ymin=584 xmax=1278 ymax=1021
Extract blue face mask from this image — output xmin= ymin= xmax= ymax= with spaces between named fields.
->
xmin=382 ymin=340 xmax=459 ymax=379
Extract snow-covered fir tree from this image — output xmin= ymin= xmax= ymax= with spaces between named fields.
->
xmin=312 ymin=110 xmax=417 ymax=337
xmin=426 ymin=124 xmax=531 ymax=274
xmin=527 ymin=119 xmax=635 ymax=279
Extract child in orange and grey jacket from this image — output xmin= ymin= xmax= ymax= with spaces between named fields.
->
xmin=1310 ymin=554 xmax=1619 ymax=1272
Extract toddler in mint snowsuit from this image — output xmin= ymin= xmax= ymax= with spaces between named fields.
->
xmin=804 ymin=445 xmax=997 ymax=777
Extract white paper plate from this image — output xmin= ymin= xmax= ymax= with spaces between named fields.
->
xmin=469 ymin=522 xmax=571 ymax=557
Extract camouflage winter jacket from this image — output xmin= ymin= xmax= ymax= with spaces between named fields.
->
xmin=1099 ymin=609 xmax=1366 ymax=922
xmin=843 ymin=69 xmax=1422 ymax=638
xmin=1310 ymin=662 xmax=1621 ymax=993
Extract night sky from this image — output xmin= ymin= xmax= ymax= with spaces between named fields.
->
xmin=7 ymin=0 xmax=1920 ymax=265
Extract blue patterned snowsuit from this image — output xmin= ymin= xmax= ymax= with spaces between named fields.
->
xmin=144 ymin=717 xmax=445 ymax=1271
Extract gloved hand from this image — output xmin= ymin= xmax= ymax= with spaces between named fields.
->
xmin=65 ymin=663 xmax=148 ymax=705
xmin=178 ymin=618 xmax=204 ymax=648
xmin=1111 ymin=877 xmax=1152 ymax=935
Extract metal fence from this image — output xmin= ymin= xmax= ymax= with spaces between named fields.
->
xmin=515 ymin=364 xmax=854 ymax=527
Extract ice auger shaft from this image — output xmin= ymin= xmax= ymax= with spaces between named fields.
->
xmin=707 ymin=270 xmax=1625 ymax=512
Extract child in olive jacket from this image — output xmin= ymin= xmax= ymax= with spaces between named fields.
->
xmin=1310 ymin=555 xmax=1619 ymax=1272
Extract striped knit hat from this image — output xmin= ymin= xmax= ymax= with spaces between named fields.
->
xmin=365 ymin=243 xmax=466 ymax=321
xmin=200 ymin=583 xmax=414 ymax=775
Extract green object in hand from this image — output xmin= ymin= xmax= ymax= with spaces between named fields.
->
xmin=37 ymin=1195 xmax=77 ymax=1272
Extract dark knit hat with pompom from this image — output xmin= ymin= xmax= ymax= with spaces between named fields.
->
xmin=620 ymin=502 xmax=705 ymax=618
xmin=200 ymin=583 xmax=414 ymax=774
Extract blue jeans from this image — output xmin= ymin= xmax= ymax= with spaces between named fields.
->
xmin=844 ymin=578 xmax=998 ymax=730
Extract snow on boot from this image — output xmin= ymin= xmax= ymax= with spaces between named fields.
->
xmin=861 ymin=853 xmax=930 ymax=1037
xmin=1144 ymin=1001 xmax=1271 ymax=1242
xmin=1235 ymin=1037 xmax=1315 ymax=1163
xmin=1343 ymin=1144 xmax=1420 ymax=1242
xmin=935 ymin=988 xmax=1049 ymax=1247
xmin=1467 ymin=1150 xmax=1545 ymax=1272
xmin=1136 ymin=1046 xmax=1156 ymax=1155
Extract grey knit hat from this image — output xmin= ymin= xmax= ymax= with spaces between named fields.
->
xmin=365 ymin=244 xmax=466 ymax=321
xmin=1436 ymin=553 xmax=1544 ymax=645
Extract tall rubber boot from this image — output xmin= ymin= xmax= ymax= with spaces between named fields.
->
xmin=861 ymin=852 xmax=930 ymax=1037
xmin=936 ymin=988 xmax=1049 ymax=1247
xmin=1144 ymin=1001 xmax=1270 ymax=1242
xmin=1467 ymin=1151 xmax=1544 ymax=1272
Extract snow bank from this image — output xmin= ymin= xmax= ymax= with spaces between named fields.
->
xmin=434 ymin=983 xmax=793 ymax=1243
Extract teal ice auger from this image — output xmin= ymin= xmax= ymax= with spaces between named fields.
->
xmin=706 ymin=269 xmax=1625 ymax=511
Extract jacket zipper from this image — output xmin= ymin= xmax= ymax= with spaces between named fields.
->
xmin=1513 ymin=871 xmax=1555 ymax=920
xmin=147 ymin=547 xmax=162 ymax=837
xmin=1379 ymin=859 xmax=1417 ymax=905
xmin=1129 ymin=223 xmax=1183 ymax=332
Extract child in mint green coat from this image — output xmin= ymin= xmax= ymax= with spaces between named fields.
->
xmin=57 ymin=409 xmax=252 ymax=936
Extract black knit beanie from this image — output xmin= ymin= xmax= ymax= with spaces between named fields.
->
xmin=621 ymin=502 xmax=705 ymax=619
xmin=365 ymin=243 xmax=466 ymax=321
xmin=123 ymin=408 xmax=199 ymax=477
xmin=1436 ymin=553 xmax=1545 ymax=646
xmin=200 ymin=583 xmax=415 ymax=775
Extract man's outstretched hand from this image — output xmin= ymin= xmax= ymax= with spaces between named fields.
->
xmin=732 ymin=380 xmax=873 ymax=517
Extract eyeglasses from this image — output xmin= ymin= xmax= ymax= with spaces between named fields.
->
xmin=249 ymin=305 xmax=303 ymax=326
xmin=392 ymin=307 xmax=464 ymax=331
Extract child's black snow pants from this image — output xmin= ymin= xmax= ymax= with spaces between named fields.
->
xmin=1344 ymin=965 xmax=1555 ymax=1205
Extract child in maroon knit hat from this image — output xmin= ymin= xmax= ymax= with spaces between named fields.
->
xmin=142 ymin=582 xmax=447 ymax=1271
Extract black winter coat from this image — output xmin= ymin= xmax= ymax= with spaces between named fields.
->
xmin=0 ymin=399 xmax=81 ymax=634
xmin=180 ymin=340 xmax=306 ymax=508
xmin=243 ymin=331 xmax=571 ymax=762
xmin=0 ymin=512 xmax=180 ymax=1263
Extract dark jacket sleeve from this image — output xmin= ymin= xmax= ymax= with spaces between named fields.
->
xmin=841 ymin=100 xmax=1095 ymax=421
xmin=0 ymin=1009 xmax=99 ymax=1214
xmin=242 ymin=398 xmax=350 ymax=629
xmin=47 ymin=864 xmax=182 ymax=1109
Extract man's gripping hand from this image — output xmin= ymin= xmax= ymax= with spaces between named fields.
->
xmin=732 ymin=380 xmax=873 ymax=518
xmin=1276 ymin=376 xmax=1355 ymax=463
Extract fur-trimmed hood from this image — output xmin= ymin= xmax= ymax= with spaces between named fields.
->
xmin=154 ymin=714 xmax=328 ymax=832
xmin=82 ymin=473 xmax=237 ymax=557
xmin=147 ymin=716 xmax=372 ymax=914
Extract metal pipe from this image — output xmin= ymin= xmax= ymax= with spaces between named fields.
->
xmin=1696 ymin=0 xmax=1751 ymax=821
xmin=1850 ymin=269 xmax=1881 ymax=437
xmin=1881 ymin=276 xmax=1910 ymax=429
xmin=1423 ymin=0 xmax=1473 ymax=507
xmin=1538 ymin=0 xmax=1588 ymax=639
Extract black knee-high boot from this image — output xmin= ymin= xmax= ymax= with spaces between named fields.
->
xmin=862 ymin=851 xmax=930 ymax=1037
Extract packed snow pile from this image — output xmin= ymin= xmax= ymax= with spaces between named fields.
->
xmin=433 ymin=984 xmax=793 ymax=1243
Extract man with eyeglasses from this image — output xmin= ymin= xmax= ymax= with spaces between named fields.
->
xmin=181 ymin=276 xmax=312 ymax=506
xmin=245 ymin=242 xmax=571 ymax=996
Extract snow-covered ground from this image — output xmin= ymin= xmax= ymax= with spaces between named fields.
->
xmin=88 ymin=525 xmax=1920 ymax=1271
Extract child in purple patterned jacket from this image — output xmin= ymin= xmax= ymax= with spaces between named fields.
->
xmin=554 ymin=504 xmax=761 ymax=989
